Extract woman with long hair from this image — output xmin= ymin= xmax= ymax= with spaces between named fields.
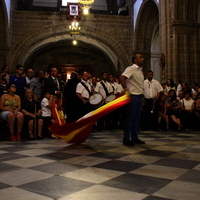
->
xmin=0 ymin=83 xmax=24 ymax=141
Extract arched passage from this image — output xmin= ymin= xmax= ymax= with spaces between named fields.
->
xmin=10 ymin=22 xmax=130 ymax=77
xmin=134 ymin=0 xmax=160 ymax=81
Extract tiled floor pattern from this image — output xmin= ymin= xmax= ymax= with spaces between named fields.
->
xmin=0 ymin=130 xmax=200 ymax=200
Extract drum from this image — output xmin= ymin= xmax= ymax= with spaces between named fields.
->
xmin=89 ymin=93 xmax=104 ymax=108
xmin=105 ymin=94 xmax=116 ymax=104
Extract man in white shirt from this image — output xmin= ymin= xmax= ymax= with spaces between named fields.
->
xmin=120 ymin=54 xmax=145 ymax=146
xmin=95 ymin=72 xmax=113 ymax=130
xmin=76 ymin=71 xmax=92 ymax=119
xmin=143 ymin=70 xmax=163 ymax=131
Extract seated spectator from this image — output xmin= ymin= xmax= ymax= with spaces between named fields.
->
xmin=22 ymin=89 xmax=43 ymax=139
xmin=41 ymin=91 xmax=55 ymax=137
xmin=194 ymin=92 xmax=200 ymax=123
xmin=182 ymin=82 xmax=190 ymax=92
xmin=166 ymin=89 xmax=182 ymax=132
xmin=166 ymin=79 xmax=176 ymax=92
xmin=180 ymin=90 xmax=195 ymax=132
xmin=1 ymin=65 xmax=10 ymax=84
xmin=177 ymin=90 xmax=185 ymax=101
xmin=0 ymin=83 xmax=24 ymax=141
xmin=0 ymin=71 xmax=7 ymax=96
xmin=156 ymin=93 xmax=169 ymax=131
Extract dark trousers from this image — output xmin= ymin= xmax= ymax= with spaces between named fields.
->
xmin=124 ymin=95 xmax=142 ymax=141
xmin=142 ymin=98 xmax=158 ymax=130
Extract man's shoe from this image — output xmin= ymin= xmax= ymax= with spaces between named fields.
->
xmin=132 ymin=139 xmax=146 ymax=144
xmin=123 ymin=141 xmax=135 ymax=146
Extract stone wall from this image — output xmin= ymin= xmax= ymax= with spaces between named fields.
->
xmin=8 ymin=9 xmax=133 ymax=76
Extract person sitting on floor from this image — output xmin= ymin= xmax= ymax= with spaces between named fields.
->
xmin=0 ymin=83 xmax=24 ymax=141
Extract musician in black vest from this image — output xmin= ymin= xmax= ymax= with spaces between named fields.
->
xmin=76 ymin=71 xmax=93 ymax=119
xmin=44 ymin=67 xmax=62 ymax=97
xmin=95 ymin=72 xmax=113 ymax=130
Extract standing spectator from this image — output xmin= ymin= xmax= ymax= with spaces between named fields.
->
xmin=1 ymin=65 xmax=10 ymax=84
xmin=44 ymin=67 xmax=62 ymax=97
xmin=120 ymin=54 xmax=145 ymax=146
xmin=29 ymin=70 xmax=44 ymax=102
xmin=9 ymin=65 xmax=27 ymax=99
xmin=143 ymin=70 xmax=163 ymax=131
xmin=64 ymin=71 xmax=80 ymax=122
xmin=22 ymin=88 xmax=43 ymax=139
xmin=0 ymin=83 xmax=24 ymax=141
xmin=25 ymin=68 xmax=34 ymax=87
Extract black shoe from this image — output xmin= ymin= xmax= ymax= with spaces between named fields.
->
xmin=132 ymin=139 xmax=146 ymax=144
xmin=37 ymin=136 xmax=44 ymax=140
xmin=123 ymin=141 xmax=135 ymax=146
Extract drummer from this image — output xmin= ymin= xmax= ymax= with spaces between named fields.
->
xmin=108 ymin=74 xmax=122 ymax=96
xmin=95 ymin=72 xmax=113 ymax=131
xmin=76 ymin=71 xmax=93 ymax=119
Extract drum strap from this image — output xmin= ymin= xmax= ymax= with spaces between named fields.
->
xmin=100 ymin=81 xmax=109 ymax=96
xmin=81 ymin=82 xmax=92 ymax=96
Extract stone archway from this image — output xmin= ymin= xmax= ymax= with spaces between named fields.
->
xmin=10 ymin=22 xmax=130 ymax=77
xmin=134 ymin=0 xmax=160 ymax=79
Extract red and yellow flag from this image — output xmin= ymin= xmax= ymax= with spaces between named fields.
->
xmin=49 ymin=92 xmax=130 ymax=143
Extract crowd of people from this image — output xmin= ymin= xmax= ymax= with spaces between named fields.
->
xmin=0 ymin=62 xmax=200 ymax=143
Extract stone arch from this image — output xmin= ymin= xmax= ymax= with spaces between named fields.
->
xmin=0 ymin=0 xmax=9 ymax=66
xmin=134 ymin=0 xmax=159 ymax=79
xmin=10 ymin=22 xmax=130 ymax=76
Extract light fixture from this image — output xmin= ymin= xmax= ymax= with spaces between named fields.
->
xmin=69 ymin=18 xmax=81 ymax=36
xmin=78 ymin=0 xmax=94 ymax=5
xmin=78 ymin=0 xmax=94 ymax=15
xmin=73 ymin=40 xmax=77 ymax=45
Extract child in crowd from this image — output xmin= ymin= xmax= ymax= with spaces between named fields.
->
xmin=41 ymin=91 xmax=55 ymax=137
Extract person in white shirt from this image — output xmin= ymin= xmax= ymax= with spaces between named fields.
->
xmin=95 ymin=72 xmax=113 ymax=130
xmin=120 ymin=54 xmax=145 ymax=145
xmin=25 ymin=68 xmax=35 ymax=87
xmin=143 ymin=70 xmax=163 ymax=131
xmin=41 ymin=91 xmax=55 ymax=137
xmin=176 ymin=80 xmax=182 ymax=96
xmin=76 ymin=71 xmax=92 ymax=119
xmin=95 ymin=72 xmax=113 ymax=99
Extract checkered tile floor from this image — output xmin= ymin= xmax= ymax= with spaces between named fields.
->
xmin=0 ymin=129 xmax=200 ymax=200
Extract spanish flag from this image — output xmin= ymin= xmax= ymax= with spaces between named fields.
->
xmin=49 ymin=92 xmax=130 ymax=143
